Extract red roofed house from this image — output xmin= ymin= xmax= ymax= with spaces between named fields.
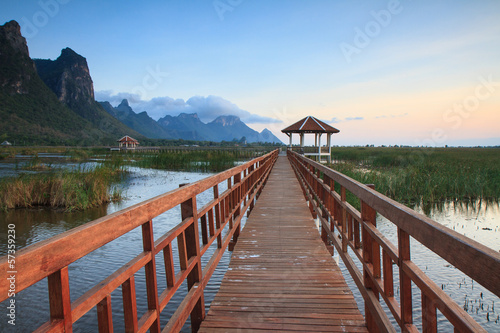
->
xmin=282 ymin=116 xmax=339 ymax=163
xmin=117 ymin=136 xmax=139 ymax=149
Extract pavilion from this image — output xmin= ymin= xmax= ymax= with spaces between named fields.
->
xmin=281 ymin=116 xmax=339 ymax=163
xmin=117 ymin=136 xmax=139 ymax=149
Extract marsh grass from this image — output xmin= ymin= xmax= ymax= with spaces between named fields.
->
xmin=0 ymin=162 xmax=125 ymax=211
xmin=134 ymin=150 xmax=260 ymax=172
xmin=328 ymin=147 xmax=500 ymax=208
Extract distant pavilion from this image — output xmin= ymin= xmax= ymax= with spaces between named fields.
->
xmin=117 ymin=136 xmax=139 ymax=149
xmin=282 ymin=116 xmax=339 ymax=163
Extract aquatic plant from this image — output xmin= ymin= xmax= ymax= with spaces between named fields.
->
xmin=0 ymin=163 xmax=124 ymax=211
xmin=328 ymin=147 xmax=500 ymax=207
xmin=133 ymin=149 xmax=261 ymax=172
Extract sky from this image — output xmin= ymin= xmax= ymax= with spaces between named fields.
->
xmin=1 ymin=0 xmax=499 ymax=146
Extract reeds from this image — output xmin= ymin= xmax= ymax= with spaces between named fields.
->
xmin=0 ymin=164 xmax=124 ymax=211
xmin=329 ymin=147 xmax=500 ymax=207
xmin=134 ymin=149 xmax=259 ymax=172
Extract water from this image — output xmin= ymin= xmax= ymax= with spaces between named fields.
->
xmin=333 ymin=201 xmax=500 ymax=332
xmin=0 ymin=163 xmax=240 ymax=332
xmin=1 ymin=156 xmax=498 ymax=332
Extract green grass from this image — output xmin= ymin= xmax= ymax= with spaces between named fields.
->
xmin=328 ymin=147 xmax=500 ymax=208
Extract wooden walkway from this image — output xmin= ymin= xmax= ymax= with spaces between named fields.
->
xmin=199 ymin=156 xmax=368 ymax=332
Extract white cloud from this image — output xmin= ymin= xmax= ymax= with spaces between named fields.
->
xmin=95 ymin=91 xmax=281 ymax=124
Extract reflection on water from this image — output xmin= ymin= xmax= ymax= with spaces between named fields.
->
xmin=336 ymin=201 xmax=500 ymax=332
xmin=0 ymin=166 xmax=236 ymax=332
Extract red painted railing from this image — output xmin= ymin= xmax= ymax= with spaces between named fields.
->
xmin=0 ymin=149 xmax=279 ymax=332
xmin=288 ymin=150 xmax=499 ymax=333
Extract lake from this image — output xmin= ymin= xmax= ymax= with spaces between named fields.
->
xmin=0 ymin=156 xmax=498 ymax=332
xmin=334 ymin=200 xmax=499 ymax=332
xmin=0 ymin=160 xmax=241 ymax=332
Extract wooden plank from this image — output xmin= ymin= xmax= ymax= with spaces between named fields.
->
xmin=200 ymin=156 xmax=367 ymax=332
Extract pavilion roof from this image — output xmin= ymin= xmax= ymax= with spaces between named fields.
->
xmin=281 ymin=116 xmax=340 ymax=134
xmin=117 ymin=135 xmax=139 ymax=143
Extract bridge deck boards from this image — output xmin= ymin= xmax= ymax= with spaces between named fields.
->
xmin=199 ymin=156 xmax=367 ymax=332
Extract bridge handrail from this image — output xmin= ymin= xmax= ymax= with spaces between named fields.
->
xmin=288 ymin=150 xmax=499 ymax=333
xmin=0 ymin=149 xmax=279 ymax=332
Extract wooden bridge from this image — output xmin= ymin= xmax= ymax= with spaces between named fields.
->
xmin=199 ymin=155 xmax=366 ymax=332
xmin=1 ymin=149 xmax=499 ymax=332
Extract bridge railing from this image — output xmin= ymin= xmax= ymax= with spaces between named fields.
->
xmin=288 ymin=146 xmax=330 ymax=154
xmin=288 ymin=150 xmax=499 ymax=333
xmin=0 ymin=149 xmax=279 ymax=333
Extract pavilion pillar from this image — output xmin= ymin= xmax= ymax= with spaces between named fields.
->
xmin=300 ymin=133 xmax=304 ymax=148
xmin=318 ymin=133 xmax=322 ymax=162
xmin=289 ymin=134 xmax=292 ymax=148
xmin=327 ymin=133 xmax=332 ymax=164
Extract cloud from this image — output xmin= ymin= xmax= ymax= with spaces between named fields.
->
xmin=375 ymin=113 xmax=409 ymax=119
xmin=95 ymin=91 xmax=281 ymax=124
xmin=329 ymin=116 xmax=364 ymax=123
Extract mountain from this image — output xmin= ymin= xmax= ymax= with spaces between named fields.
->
xmin=100 ymin=99 xmax=172 ymax=139
xmin=258 ymin=128 xmax=282 ymax=144
xmin=34 ymin=48 xmax=141 ymax=139
xmin=206 ymin=115 xmax=282 ymax=143
xmin=156 ymin=112 xmax=283 ymax=143
xmin=158 ymin=113 xmax=216 ymax=141
xmin=0 ymin=20 xmax=280 ymax=145
xmin=0 ymin=21 xmax=106 ymax=145
xmin=207 ymin=115 xmax=258 ymax=142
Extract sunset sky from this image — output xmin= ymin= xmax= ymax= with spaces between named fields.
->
xmin=2 ymin=0 xmax=499 ymax=146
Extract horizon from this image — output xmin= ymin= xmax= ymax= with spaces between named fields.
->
xmin=1 ymin=0 xmax=499 ymax=147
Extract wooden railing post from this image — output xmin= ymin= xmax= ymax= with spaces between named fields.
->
xmin=180 ymin=191 xmax=205 ymax=332
xmin=361 ymin=184 xmax=378 ymax=332
xmin=398 ymin=227 xmax=413 ymax=329
xmin=122 ymin=276 xmax=139 ymax=332
xmin=142 ymin=220 xmax=161 ymax=333
xmin=213 ymin=184 xmax=222 ymax=248
xmin=323 ymin=175 xmax=336 ymax=238
xmin=48 ymin=267 xmax=72 ymax=332
xmin=200 ymin=213 xmax=208 ymax=245
xmin=341 ymin=186 xmax=348 ymax=253
xmin=229 ymin=172 xmax=242 ymax=251
xmin=97 ymin=295 xmax=113 ymax=333
xmin=247 ymin=165 xmax=255 ymax=217
xmin=422 ymin=292 xmax=437 ymax=333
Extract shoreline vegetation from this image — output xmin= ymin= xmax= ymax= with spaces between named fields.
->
xmin=0 ymin=159 xmax=126 ymax=211
xmin=133 ymin=149 xmax=261 ymax=172
xmin=1 ymin=146 xmax=499 ymax=211
xmin=327 ymin=147 xmax=500 ymax=211
xmin=0 ymin=147 xmax=271 ymax=211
